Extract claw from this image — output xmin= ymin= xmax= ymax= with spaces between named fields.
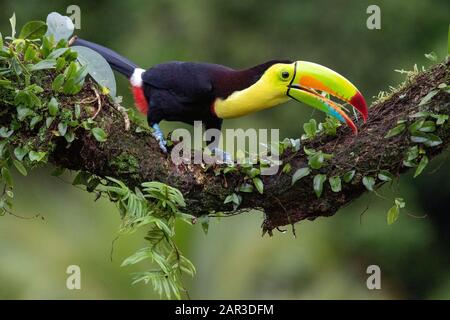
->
xmin=212 ymin=148 xmax=233 ymax=164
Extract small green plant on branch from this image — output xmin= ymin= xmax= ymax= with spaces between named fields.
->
xmin=0 ymin=12 xmax=195 ymax=299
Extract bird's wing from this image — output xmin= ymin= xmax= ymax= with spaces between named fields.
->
xmin=142 ymin=62 xmax=215 ymax=103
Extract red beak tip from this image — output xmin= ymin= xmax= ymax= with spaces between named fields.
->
xmin=350 ymin=91 xmax=368 ymax=122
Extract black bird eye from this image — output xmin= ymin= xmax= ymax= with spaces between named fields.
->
xmin=281 ymin=71 xmax=290 ymax=79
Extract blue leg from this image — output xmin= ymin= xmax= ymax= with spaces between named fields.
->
xmin=211 ymin=147 xmax=232 ymax=164
xmin=204 ymin=120 xmax=232 ymax=164
xmin=151 ymin=123 xmax=168 ymax=153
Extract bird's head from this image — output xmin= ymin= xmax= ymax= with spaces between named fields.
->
xmin=214 ymin=61 xmax=368 ymax=133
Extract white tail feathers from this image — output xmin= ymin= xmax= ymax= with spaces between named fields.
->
xmin=130 ymin=68 xmax=145 ymax=87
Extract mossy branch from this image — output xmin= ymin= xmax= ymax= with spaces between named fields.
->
xmin=2 ymin=59 xmax=449 ymax=234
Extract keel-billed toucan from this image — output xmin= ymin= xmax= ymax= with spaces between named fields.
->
xmin=72 ymin=38 xmax=368 ymax=154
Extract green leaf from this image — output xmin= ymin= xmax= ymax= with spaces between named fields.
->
xmin=0 ymin=140 xmax=7 ymax=157
xmin=395 ymin=197 xmax=406 ymax=209
xmin=92 ymin=127 xmax=108 ymax=142
xmin=30 ymin=115 xmax=42 ymax=129
xmin=239 ymin=183 xmax=254 ymax=193
xmin=13 ymin=159 xmax=27 ymax=176
xmin=291 ymin=167 xmax=310 ymax=185
xmin=362 ymin=176 xmax=375 ymax=191
xmin=65 ymin=130 xmax=75 ymax=143
xmin=14 ymin=147 xmax=28 ymax=161
xmin=11 ymin=57 xmax=22 ymax=76
xmin=48 ymin=97 xmax=59 ymax=116
xmin=414 ymin=155 xmax=429 ymax=178
xmin=19 ymin=21 xmax=47 ymax=39
xmin=9 ymin=13 xmax=16 ymax=39
xmin=58 ymin=122 xmax=68 ymax=136
xmin=224 ymin=192 xmax=241 ymax=210
xmin=328 ymin=176 xmax=342 ymax=192
xmin=0 ymin=32 xmax=3 ymax=49
xmin=378 ymin=170 xmax=395 ymax=182
xmin=385 ymin=123 xmax=405 ymax=138
xmin=308 ymin=152 xmax=324 ymax=169
xmin=408 ymin=119 xmax=424 ymax=133
xmin=313 ymin=174 xmax=326 ymax=198
xmin=73 ymin=64 xmax=88 ymax=84
xmin=16 ymin=106 xmax=33 ymax=121
xmin=247 ymin=167 xmax=260 ymax=178
xmin=45 ymin=12 xmax=74 ymax=42
xmin=56 ymin=57 xmax=66 ymax=71
xmin=419 ymin=90 xmax=438 ymax=106
xmin=303 ymin=147 xmax=315 ymax=156
xmin=1 ymin=167 xmax=13 ymax=187
xmin=424 ymin=51 xmax=437 ymax=62
xmin=282 ymin=163 xmax=292 ymax=174
xmin=71 ymin=46 xmax=117 ymax=96
xmin=405 ymin=145 xmax=419 ymax=161
xmin=224 ymin=194 xmax=234 ymax=204
xmin=62 ymin=78 xmax=76 ymax=94
xmin=24 ymin=46 xmax=36 ymax=61
xmin=409 ymin=111 xmax=430 ymax=119
xmin=343 ymin=170 xmax=355 ymax=183
xmin=0 ymin=127 xmax=14 ymax=138
xmin=411 ymin=132 xmax=442 ymax=147
xmin=0 ymin=78 xmax=12 ymax=87
xmin=64 ymin=62 xmax=78 ymax=79
xmin=321 ymin=116 xmax=341 ymax=136
xmin=52 ymin=74 xmax=65 ymax=91
xmin=74 ymin=104 xmax=81 ymax=119
xmin=47 ymin=47 xmax=69 ymax=60
xmin=432 ymin=114 xmax=448 ymax=125
xmin=303 ymin=119 xmax=317 ymax=139
xmin=253 ymin=177 xmax=264 ymax=194
xmin=418 ymin=120 xmax=436 ymax=133
xmin=46 ymin=117 xmax=54 ymax=128
xmin=387 ymin=205 xmax=399 ymax=225
xmin=29 ymin=59 xmax=56 ymax=71
xmin=28 ymin=150 xmax=46 ymax=162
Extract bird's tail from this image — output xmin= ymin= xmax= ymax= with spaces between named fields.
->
xmin=71 ymin=37 xmax=138 ymax=78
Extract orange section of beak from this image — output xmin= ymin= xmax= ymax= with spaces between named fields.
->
xmin=299 ymin=75 xmax=331 ymax=93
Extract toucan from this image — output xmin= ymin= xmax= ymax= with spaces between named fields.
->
xmin=71 ymin=38 xmax=367 ymax=155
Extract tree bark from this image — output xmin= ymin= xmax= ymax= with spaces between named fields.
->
xmin=5 ymin=60 xmax=450 ymax=233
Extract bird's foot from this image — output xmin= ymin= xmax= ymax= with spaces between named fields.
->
xmin=151 ymin=124 xmax=168 ymax=154
xmin=211 ymin=148 xmax=233 ymax=164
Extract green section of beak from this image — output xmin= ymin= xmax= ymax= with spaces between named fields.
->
xmin=294 ymin=61 xmax=358 ymax=100
xmin=288 ymin=89 xmax=339 ymax=118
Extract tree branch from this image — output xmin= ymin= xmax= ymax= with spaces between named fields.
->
xmin=3 ymin=60 xmax=450 ymax=234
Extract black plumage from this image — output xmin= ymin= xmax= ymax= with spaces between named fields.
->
xmin=141 ymin=60 xmax=291 ymax=130
xmin=71 ymin=38 xmax=290 ymax=149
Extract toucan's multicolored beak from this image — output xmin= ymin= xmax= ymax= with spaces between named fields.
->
xmin=286 ymin=61 xmax=368 ymax=134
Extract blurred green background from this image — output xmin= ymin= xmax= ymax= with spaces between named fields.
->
xmin=0 ymin=0 xmax=449 ymax=299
